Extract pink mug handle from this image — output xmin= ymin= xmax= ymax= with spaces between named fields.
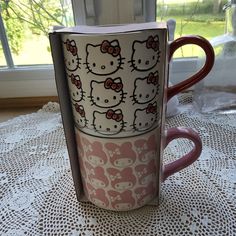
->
xmin=167 ymin=35 xmax=215 ymax=101
xmin=162 ymin=127 xmax=202 ymax=181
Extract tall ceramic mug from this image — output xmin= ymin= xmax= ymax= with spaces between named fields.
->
xmin=61 ymin=23 xmax=214 ymax=211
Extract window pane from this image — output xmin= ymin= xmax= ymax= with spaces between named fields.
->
xmin=1 ymin=0 xmax=74 ymax=66
xmin=157 ymin=0 xmax=227 ymax=58
xmin=0 ymin=41 xmax=7 ymax=68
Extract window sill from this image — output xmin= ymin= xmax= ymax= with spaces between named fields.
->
xmin=0 ymin=58 xmax=198 ymax=98
xmin=0 ymin=65 xmax=57 ymax=98
xmin=0 ymin=96 xmax=59 ymax=109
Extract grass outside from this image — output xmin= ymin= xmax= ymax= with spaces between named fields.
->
xmin=159 ymin=15 xmax=225 ymax=57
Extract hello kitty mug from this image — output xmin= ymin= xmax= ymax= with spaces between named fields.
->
xmin=60 ymin=23 xmax=214 ymax=211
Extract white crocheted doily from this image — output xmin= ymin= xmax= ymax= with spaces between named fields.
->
xmin=0 ymin=95 xmax=235 ymax=235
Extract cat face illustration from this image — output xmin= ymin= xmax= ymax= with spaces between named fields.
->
xmin=135 ymin=183 xmax=156 ymax=206
xmin=81 ymin=138 xmax=108 ymax=166
xmin=135 ymin=160 xmax=157 ymax=185
xmin=85 ymin=40 xmax=124 ymax=76
xmin=63 ymin=39 xmax=81 ymax=72
xmin=108 ymin=190 xmax=135 ymax=211
xmin=105 ymin=142 xmax=137 ymax=168
xmin=129 ymin=35 xmax=160 ymax=72
xmin=134 ymin=134 xmax=157 ymax=163
xmin=69 ymin=74 xmax=84 ymax=102
xmin=93 ymin=109 xmax=125 ymax=135
xmin=107 ymin=167 xmax=136 ymax=191
xmin=133 ymin=102 xmax=158 ymax=132
xmin=85 ymin=162 xmax=109 ymax=188
xmin=90 ymin=78 xmax=126 ymax=108
xmin=87 ymin=183 xmax=109 ymax=208
xmin=73 ymin=104 xmax=87 ymax=128
xmin=131 ymin=71 xmax=159 ymax=104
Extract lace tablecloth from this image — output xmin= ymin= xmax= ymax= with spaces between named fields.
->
xmin=1 ymin=94 xmax=236 ymax=236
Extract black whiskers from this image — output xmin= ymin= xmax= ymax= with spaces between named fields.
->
xmin=130 ymin=94 xmax=138 ymax=104
xmin=77 ymin=57 xmax=82 ymax=69
xmin=88 ymin=95 xmax=96 ymax=106
xmin=83 ymin=62 xmax=92 ymax=74
xmin=128 ymin=60 xmax=137 ymax=72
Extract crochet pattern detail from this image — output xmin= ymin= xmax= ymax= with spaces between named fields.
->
xmin=0 ymin=93 xmax=235 ymax=235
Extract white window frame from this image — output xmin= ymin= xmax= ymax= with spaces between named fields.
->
xmin=0 ymin=0 xmax=197 ymax=98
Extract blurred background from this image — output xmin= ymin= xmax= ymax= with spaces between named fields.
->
xmin=0 ymin=0 xmax=227 ymax=67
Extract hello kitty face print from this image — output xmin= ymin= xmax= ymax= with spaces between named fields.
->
xmin=131 ymin=71 xmax=159 ymax=104
xmin=62 ymin=31 xmax=165 ymax=138
xmin=85 ymin=40 xmax=124 ymax=76
xmin=90 ymin=78 xmax=126 ymax=108
xmin=69 ymin=74 xmax=85 ymax=102
xmin=129 ymin=35 xmax=160 ymax=72
xmin=73 ymin=104 xmax=87 ymax=128
xmin=63 ymin=39 xmax=81 ymax=72
xmin=133 ymin=102 xmax=158 ymax=132
xmin=93 ymin=109 xmax=125 ymax=135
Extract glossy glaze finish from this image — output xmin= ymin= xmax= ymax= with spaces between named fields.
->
xmin=163 ymin=127 xmax=202 ymax=181
xmin=167 ymin=35 xmax=215 ymax=101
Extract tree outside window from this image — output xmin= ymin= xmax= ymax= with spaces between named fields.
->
xmin=0 ymin=0 xmax=228 ymax=67
xmin=0 ymin=0 xmax=73 ymax=67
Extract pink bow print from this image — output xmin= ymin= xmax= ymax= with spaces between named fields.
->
xmin=87 ymin=169 xmax=95 ymax=176
xmin=146 ymin=104 xmax=157 ymax=114
xmin=106 ymin=109 xmax=123 ymax=122
xmin=109 ymin=173 xmax=122 ymax=181
xmin=100 ymin=40 xmax=121 ymax=57
xmin=136 ymin=144 xmax=148 ymax=154
xmin=75 ymin=104 xmax=85 ymax=117
xmin=137 ymin=168 xmax=148 ymax=178
xmin=65 ymin=39 xmax=77 ymax=56
xmin=71 ymin=74 xmax=81 ymax=89
xmin=137 ymin=189 xmax=147 ymax=199
xmin=146 ymin=36 xmax=159 ymax=51
xmin=110 ymin=195 xmax=122 ymax=202
xmin=108 ymin=149 xmax=121 ymax=157
xmin=84 ymin=144 xmax=92 ymax=153
xmin=104 ymin=78 xmax=123 ymax=92
xmin=147 ymin=72 xmax=158 ymax=85
xmin=88 ymin=189 xmax=96 ymax=195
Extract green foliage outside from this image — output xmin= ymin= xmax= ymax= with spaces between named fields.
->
xmin=0 ymin=0 xmax=73 ymax=55
xmin=156 ymin=0 xmax=227 ymax=57
xmin=1 ymin=1 xmax=24 ymax=55
xmin=157 ymin=0 xmax=227 ymax=17
xmin=0 ymin=0 xmax=229 ymax=64
xmin=169 ymin=16 xmax=225 ymax=57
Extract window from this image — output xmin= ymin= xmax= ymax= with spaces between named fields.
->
xmin=0 ymin=0 xmax=74 ymax=97
xmin=156 ymin=0 xmax=227 ymax=84
xmin=0 ymin=0 xmax=226 ymax=97
xmin=0 ymin=0 xmax=74 ymax=67
xmin=156 ymin=0 xmax=226 ymax=58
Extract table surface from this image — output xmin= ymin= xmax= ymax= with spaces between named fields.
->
xmin=0 ymin=94 xmax=235 ymax=236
